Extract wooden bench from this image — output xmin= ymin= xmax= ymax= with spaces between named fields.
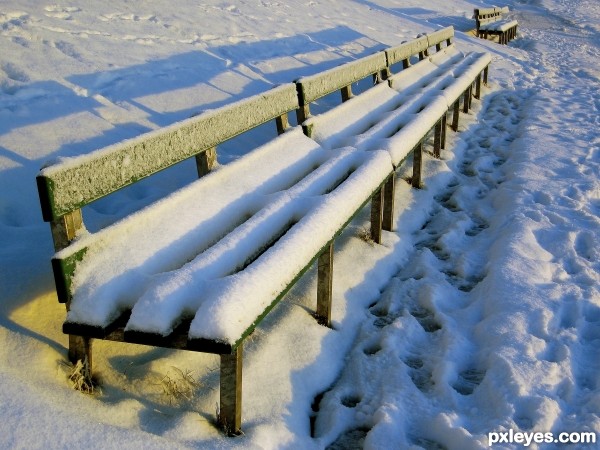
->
xmin=37 ymin=26 xmax=491 ymax=435
xmin=37 ymin=83 xmax=393 ymax=435
xmin=474 ymin=7 xmax=518 ymax=44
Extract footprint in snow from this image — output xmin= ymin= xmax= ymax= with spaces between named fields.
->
xmin=452 ymin=367 xmax=486 ymax=395
xmin=404 ymin=355 xmax=434 ymax=393
xmin=410 ymin=306 xmax=442 ymax=333
xmin=326 ymin=428 xmax=369 ymax=450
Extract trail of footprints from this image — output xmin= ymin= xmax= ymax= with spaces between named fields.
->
xmin=316 ymin=92 xmax=524 ymax=448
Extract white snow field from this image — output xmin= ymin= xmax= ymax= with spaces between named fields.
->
xmin=0 ymin=0 xmax=598 ymax=449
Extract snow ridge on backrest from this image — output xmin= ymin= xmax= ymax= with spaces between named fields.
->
xmin=37 ymin=83 xmax=300 ymax=221
xmin=295 ymin=52 xmax=388 ymax=105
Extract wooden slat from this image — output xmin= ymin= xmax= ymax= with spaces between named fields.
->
xmin=426 ymin=27 xmax=454 ymax=49
xmin=385 ymin=36 xmax=429 ymax=67
xmin=37 ymin=84 xmax=300 ymax=221
xmin=296 ymin=52 xmax=387 ymax=105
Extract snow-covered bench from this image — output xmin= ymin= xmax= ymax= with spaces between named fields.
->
xmin=37 ymin=83 xmax=393 ymax=434
xmin=475 ymin=7 xmax=518 ymax=45
xmin=299 ymin=26 xmax=490 ymax=218
xmin=36 ymin=26 xmax=491 ymax=435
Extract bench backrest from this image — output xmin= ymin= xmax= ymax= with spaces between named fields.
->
xmin=386 ymin=27 xmax=454 ymax=68
xmin=295 ymin=26 xmax=454 ymax=123
xmin=296 ymin=52 xmax=388 ymax=106
xmin=37 ymin=26 xmax=455 ymax=251
xmin=474 ymin=7 xmax=509 ymax=28
xmin=37 ymin=83 xmax=300 ymax=223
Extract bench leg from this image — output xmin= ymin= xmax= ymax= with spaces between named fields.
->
xmin=341 ymin=85 xmax=353 ymax=103
xmin=469 ymin=84 xmax=474 ymax=110
xmin=196 ymin=147 xmax=217 ymax=177
xmin=412 ymin=141 xmax=423 ymax=189
xmin=483 ymin=66 xmax=489 ymax=85
xmin=370 ymin=188 xmax=383 ymax=244
xmin=441 ymin=112 xmax=447 ymax=150
xmin=68 ymin=335 xmax=92 ymax=370
xmin=219 ymin=345 xmax=243 ymax=435
xmin=463 ymin=88 xmax=470 ymax=113
xmin=382 ymin=174 xmax=395 ymax=232
xmin=296 ymin=104 xmax=310 ymax=126
xmin=316 ymin=242 xmax=334 ymax=327
xmin=434 ymin=119 xmax=442 ymax=159
xmin=475 ymin=73 xmax=482 ymax=100
xmin=452 ymin=99 xmax=460 ymax=131
xmin=275 ymin=113 xmax=289 ymax=135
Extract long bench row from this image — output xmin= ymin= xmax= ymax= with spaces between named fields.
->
xmin=37 ymin=26 xmax=491 ymax=435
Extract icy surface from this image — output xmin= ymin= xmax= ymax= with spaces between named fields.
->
xmin=1 ymin=0 xmax=599 ymax=449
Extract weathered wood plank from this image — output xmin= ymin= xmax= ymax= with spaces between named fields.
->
xmin=385 ymin=36 xmax=429 ymax=68
xmin=37 ymin=84 xmax=300 ymax=221
xmin=296 ymin=52 xmax=387 ymax=106
xmin=426 ymin=27 xmax=454 ymax=49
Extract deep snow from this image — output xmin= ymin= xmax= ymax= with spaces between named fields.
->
xmin=0 ymin=0 xmax=598 ymax=449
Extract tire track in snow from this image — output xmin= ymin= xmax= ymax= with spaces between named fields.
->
xmin=312 ymin=90 xmax=526 ymax=449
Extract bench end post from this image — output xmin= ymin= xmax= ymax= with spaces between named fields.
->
xmin=219 ymin=345 xmax=243 ymax=435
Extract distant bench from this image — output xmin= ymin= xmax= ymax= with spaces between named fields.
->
xmin=475 ymin=7 xmax=518 ymax=44
xmin=37 ymin=26 xmax=490 ymax=435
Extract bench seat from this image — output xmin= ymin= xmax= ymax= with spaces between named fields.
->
xmin=480 ymin=19 xmax=518 ymax=33
xmin=58 ymin=127 xmax=392 ymax=350
xmin=304 ymin=47 xmax=491 ymax=167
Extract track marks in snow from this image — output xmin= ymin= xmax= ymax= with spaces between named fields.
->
xmin=44 ymin=5 xmax=81 ymax=20
xmin=313 ymin=91 xmax=524 ymax=448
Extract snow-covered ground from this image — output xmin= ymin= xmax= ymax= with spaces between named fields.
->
xmin=1 ymin=0 xmax=598 ymax=449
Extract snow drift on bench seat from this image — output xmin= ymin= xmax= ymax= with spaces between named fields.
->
xmin=64 ymin=127 xmax=393 ymax=343
xmin=480 ymin=20 xmax=518 ymax=33
xmin=126 ymin=148 xmax=392 ymax=343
